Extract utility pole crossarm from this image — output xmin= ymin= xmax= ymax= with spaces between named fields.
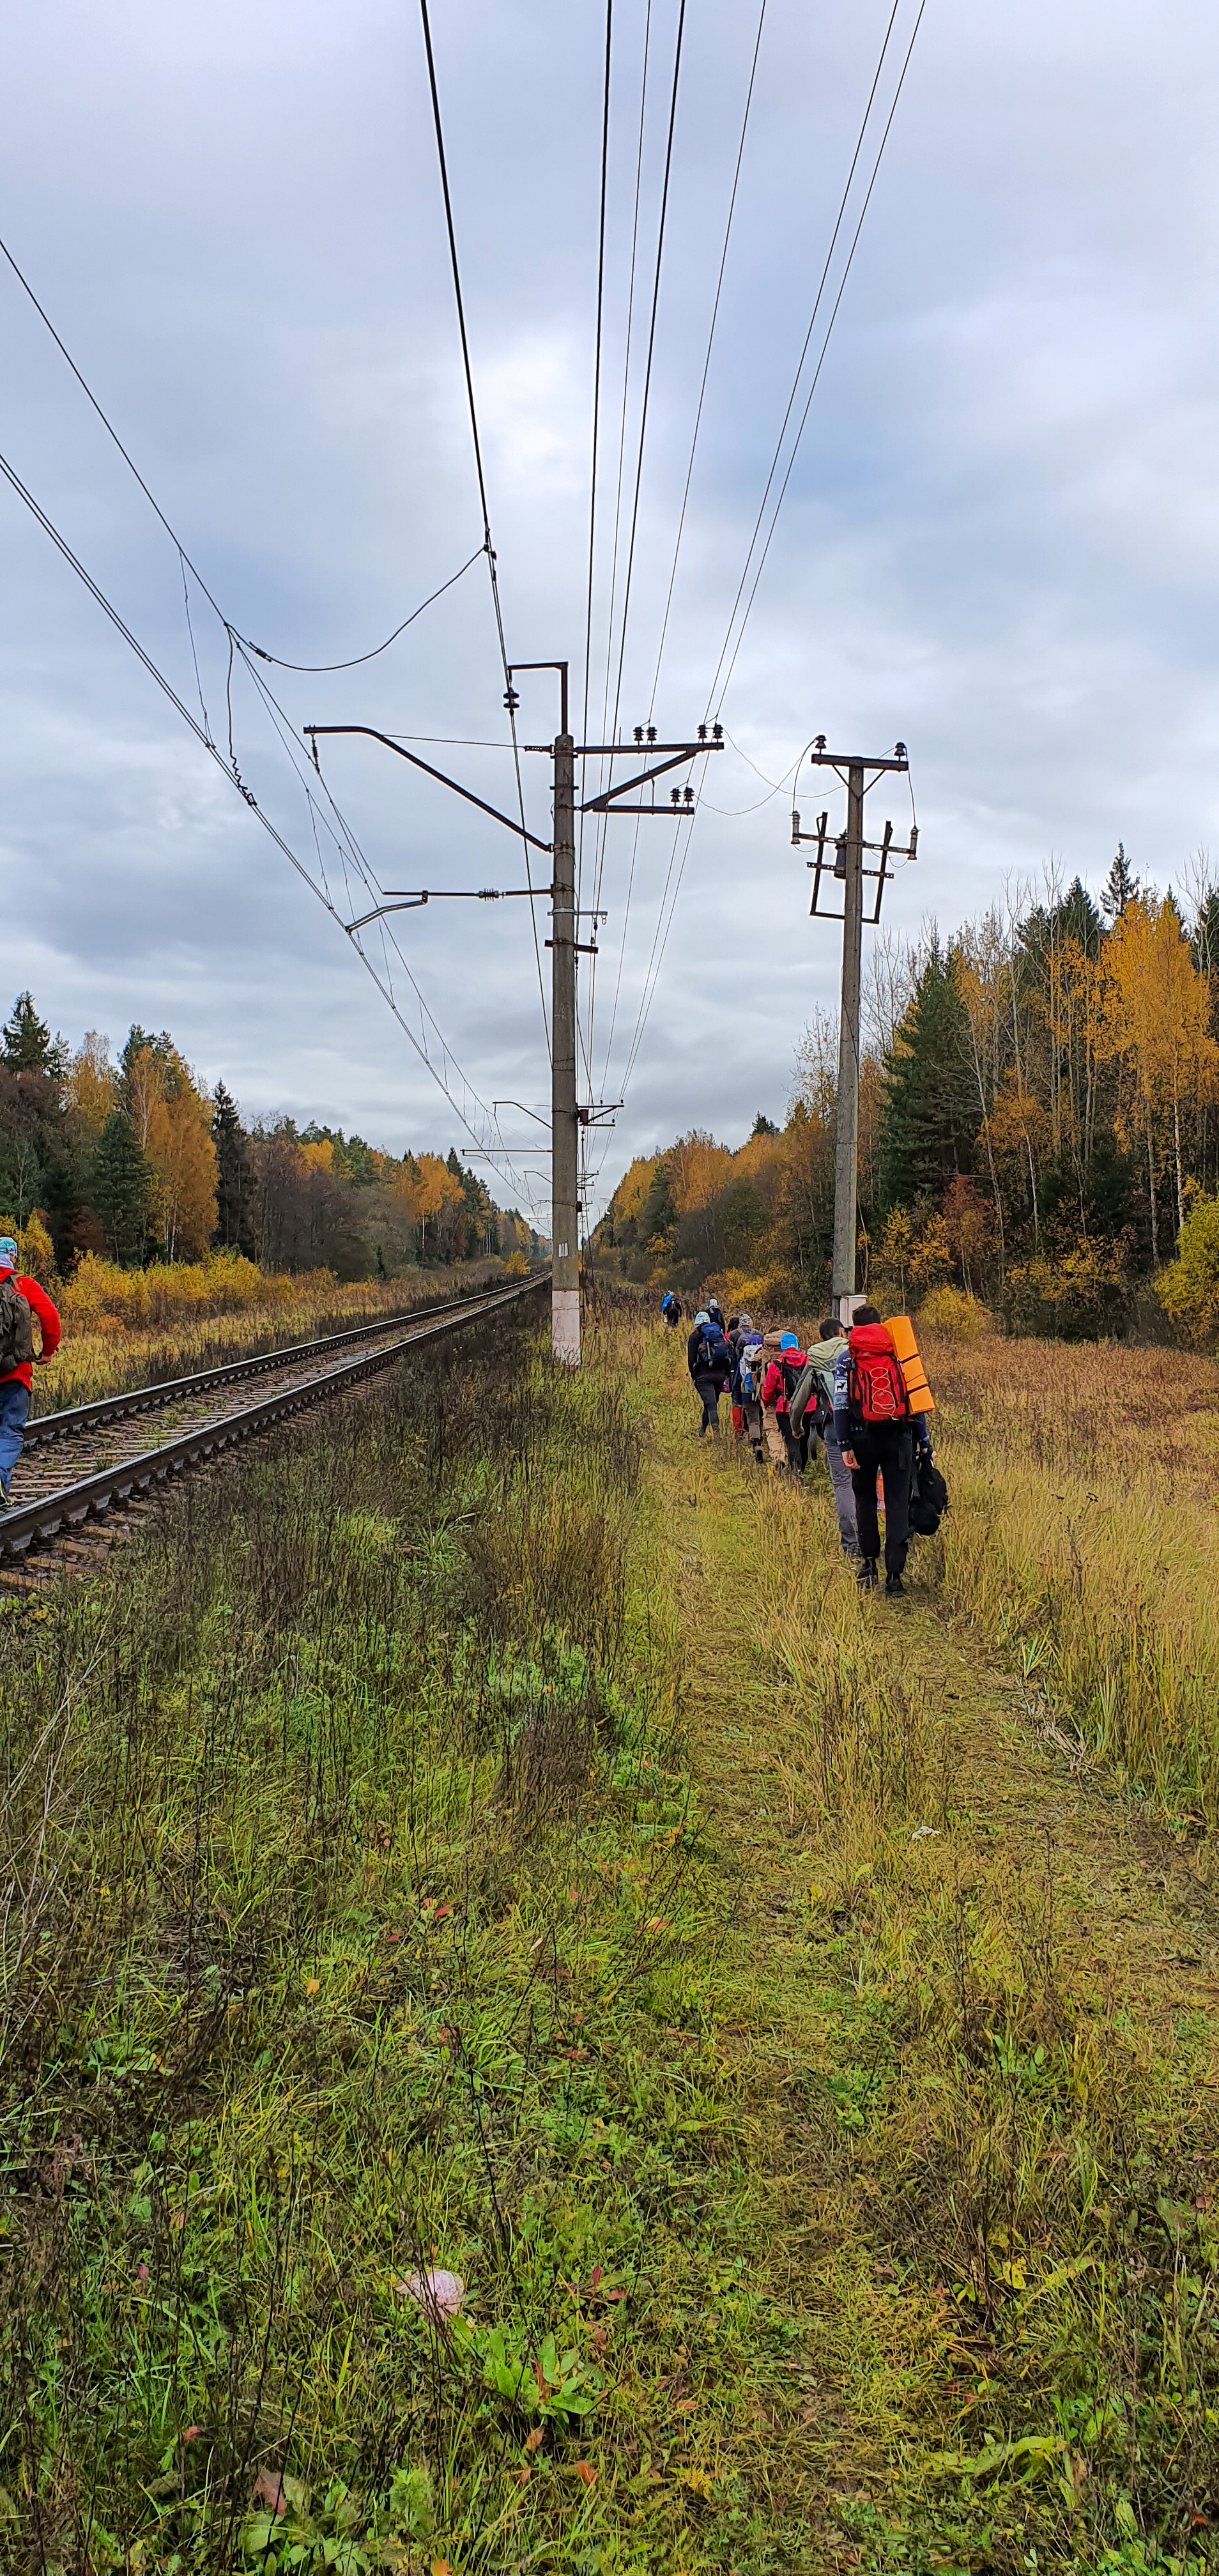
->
xmin=303 ymin=723 xmax=553 ymax=853
xmin=790 ymin=738 xmax=917 ymax=1320
xmin=579 ymin=740 xmax=722 ymax=815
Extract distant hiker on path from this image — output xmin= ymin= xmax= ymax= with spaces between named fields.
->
xmin=731 ymin=1317 xmax=765 ymax=1460
xmin=687 ymin=1308 xmax=733 ymax=1438
xmin=833 ymin=1303 xmax=930 ymax=1597
xmin=661 ymin=1291 xmax=683 ymax=1329
xmin=0 ymin=1236 xmax=61 ymax=1510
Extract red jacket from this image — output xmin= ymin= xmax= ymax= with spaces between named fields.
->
xmin=1 ymin=1273 xmax=62 ymax=1390
xmin=760 ymin=1350 xmax=805 ymax=1416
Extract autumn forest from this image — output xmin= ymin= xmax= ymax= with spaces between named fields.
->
xmin=594 ymin=850 xmax=1219 ymax=1340
xmin=0 ymin=992 xmax=542 ymax=1284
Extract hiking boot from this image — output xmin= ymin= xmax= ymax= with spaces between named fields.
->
xmin=857 ymin=1558 xmax=877 ymax=1590
xmin=884 ymin=1572 xmax=905 ymax=1598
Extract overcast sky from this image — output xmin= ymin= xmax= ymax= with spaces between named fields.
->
xmin=3 ymin=0 xmax=1217 ymax=1226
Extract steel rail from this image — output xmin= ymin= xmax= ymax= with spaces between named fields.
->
xmin=24 ymin=1276 xmax=543 ymax=1452
xmin=1 ymin=1276 xmax=546 ymax=1563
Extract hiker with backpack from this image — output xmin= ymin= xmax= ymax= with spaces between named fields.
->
xmin=661 ymin=1291 xmax=683 ymax=1330
xmin=732 ymin=1321 xmax=766 ymax=1461
xmin=687 ymin=1307 xmax=733 ymax=1438
xmin=832 ymin=1303 xmax=931 ymax=1597
xmin=0 ymin=1235 xmax=61 ymax=1510
xmin=788 ymin=1317 xmax=859 ymax=1559
xmin=758 ymin=1330 xmax=807 ymax=1471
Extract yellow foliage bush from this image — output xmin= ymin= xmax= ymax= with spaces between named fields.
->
xmin=915 ymin=1285 xmax=992 ymax=1342
xmin=15 ymin=1211 xmax=57 ymax=1289
xmin=60 ymin=1252 xmax=337 ymax=1332
xmin=715 ymin=1268 xmax=792 ymax=1322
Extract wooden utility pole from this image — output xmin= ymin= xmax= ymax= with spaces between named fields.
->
xmin=792 ymin=740 xmax=915 ymax=1321
xmin=832 ymin=761 xmax=866 ymax=1317
xmin=550 ymin=722 xmax=580 ymax=1363
xmin=303 ymin=696 xmax=722 ymax=1372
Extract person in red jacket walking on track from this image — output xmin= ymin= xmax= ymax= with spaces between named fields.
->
xmin=0 ymin=1236 xmax=62 ymax=1509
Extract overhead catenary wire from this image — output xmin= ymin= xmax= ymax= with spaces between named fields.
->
xmin=608 ymin=0 xmax=929 ymax=1108
xmin=578 ymin=0 xmax=614 ymax=861
xmin=602 ymin=0 xmax=687 ymax=762
xmin=229 ymin=638 xmax=549 ymax=1218
xmin=710 ymin=0 xmax=929 ymax=717
xmin=416 ymin=0 xmax=551 ymax=1063
xmin=644 ymin=0 xmax=768 ymax=721
xmin=231 ymin=546 xmax=486 ymax=671
xmin=593 ymin=0 xmax=763 ymax=1096
xmin=585 ymin=0 xmax=686 ymax=1092
xmin=583 ymin=0 xmax=656 ymax=1084
xmin=705 ymin=0 xmax=921 ymax=720
xmin=0 ymin=217 xmax=544 ymax=1199
xmin=574 ymin=0 xmax=615 ymax=1112
xmin=0 ymin=441 xmax=543 ymax=1215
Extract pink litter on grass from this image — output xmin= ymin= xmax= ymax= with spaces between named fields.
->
xmin=398 ymin=2267 xmax=465 ymax=2323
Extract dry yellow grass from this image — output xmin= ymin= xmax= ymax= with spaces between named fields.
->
xmin=29 ymin=1259 xmax=496 ymax=1412
xmin=922 ymin=1328 xmax=1219 ymax=1820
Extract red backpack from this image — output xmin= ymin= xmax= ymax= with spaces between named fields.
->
xmin=848 ymin=1322 xmax=908 ymax=1427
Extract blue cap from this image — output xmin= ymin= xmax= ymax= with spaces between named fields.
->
xmin=779 ymin=1331 xmax=799 ymax=1349
xmin=0 ymin=1237 xmax=17 ymax=1273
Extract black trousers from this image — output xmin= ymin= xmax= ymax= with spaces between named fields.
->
xmin=848 ymin=1428 xmax=912 ymax=1577
xmin=693 ymin=1372 xmax=727 ymax=1434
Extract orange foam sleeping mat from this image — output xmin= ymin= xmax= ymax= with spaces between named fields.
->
xmin=884 ymin=1311 xmax=935 ymax=1415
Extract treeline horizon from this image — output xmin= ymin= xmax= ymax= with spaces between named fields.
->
xmin=594 ymin=848 xmax=1219 ymax=1342
xmin=0 ymin=992 xmax=545 ymax=1282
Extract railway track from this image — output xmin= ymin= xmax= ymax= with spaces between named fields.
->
xmin=0 ymin=1274 xmax=547 ymax=1568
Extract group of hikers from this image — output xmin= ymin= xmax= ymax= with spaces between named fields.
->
xmin=661 ymin=1289 xmax=944 ymax=1598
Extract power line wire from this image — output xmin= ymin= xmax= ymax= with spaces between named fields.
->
xmin=703 ymin=0 xmax=908 ymax=716
xmin=610 ymin=0 xmax=929 ymax=1104
xmin=0 ymin=441 xmax=541 ymax=1211
xmin=586 ymin=0 xmax=686 ymax=1088
xmin=583 ymin=0 xmax=656 ymax=1082
xmin=712 ymin=0 xmax=928 ymax=716
xmin=576 ymin=0 xmax=615 ymax=1110
xmin=0 ymin=211 xmax=546 ymax=1119
xmin=604 ymin=0 xmax=686 ymax=752
xmin=595 ymin=0 xmax=763 ymax=1094
xmin=645 ymin=0 xmax=768 ymax=719
xmin=417 ymin=0 xmax=551 ymax=1061
xmin=232 ymin=547 xmax=486 ymax=671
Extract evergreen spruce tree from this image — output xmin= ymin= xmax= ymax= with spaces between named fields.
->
xmin=211 ymin=1081 xmax=256 ymax=1255
xmin=3 ymin=991 xmax=55 ymax=1073
xmin=751 ymin=1112 xmax=779 ymax=1137
xmin=1022 ymin=875 xmax=1105 ymax=965
xmin=1101 ymin=843 xmax=1139 ymax=924
xmin=89 ymin=1110 xmax=152 ymax=1266
xmin=878 ymin=941 xmax=980 ymax=1209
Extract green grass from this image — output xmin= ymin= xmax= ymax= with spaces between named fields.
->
xmin=1 ymin=1310 xmax=1216 ymax=2573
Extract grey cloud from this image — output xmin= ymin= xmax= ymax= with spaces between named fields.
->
xmin=2 ymin=0 xmax=1216 ymax=1231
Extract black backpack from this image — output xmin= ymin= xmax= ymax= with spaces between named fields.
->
xmin=700 ymin=1330 xmax=733 ymax=1374
xmin=0 ymin=1278 xmax=34 ymax=1375
xmin=908 ymin=1449 xmax=948 ymax=1537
